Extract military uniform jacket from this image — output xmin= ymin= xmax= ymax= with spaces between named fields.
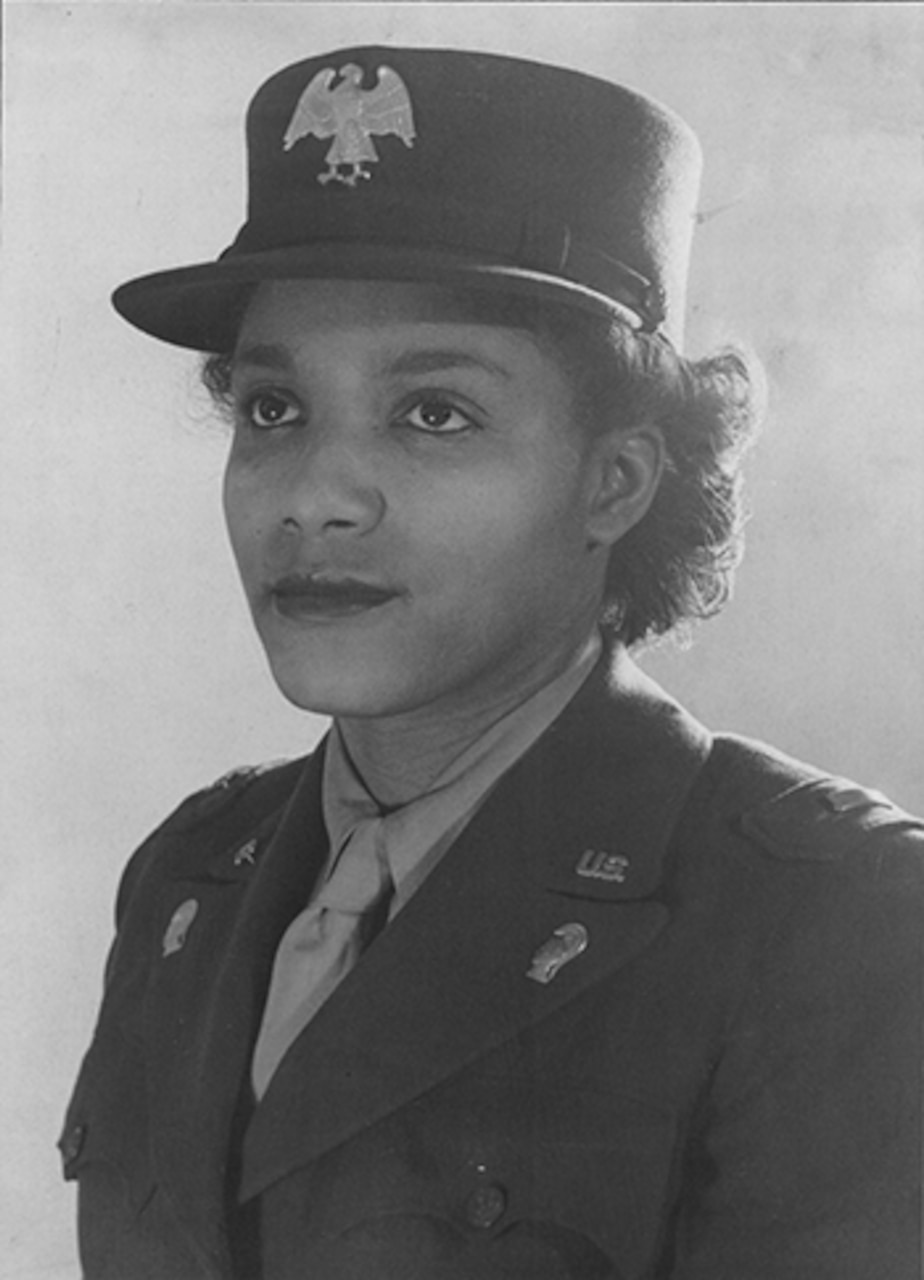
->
xmin=60 ymin=653 xmax=924 ymax=1279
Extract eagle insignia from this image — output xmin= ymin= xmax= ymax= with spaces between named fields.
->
xmin=283 ymin=63 xmax=417 ymax=187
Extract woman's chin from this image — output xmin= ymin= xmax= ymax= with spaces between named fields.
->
xmin=267 ymin=660 xmax=408 ymax=720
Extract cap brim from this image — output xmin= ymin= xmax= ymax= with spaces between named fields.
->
xmin=111 ymin=244 xmax=645 ymax=353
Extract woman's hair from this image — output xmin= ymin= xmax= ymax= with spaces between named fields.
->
xmin=543 ymin=306 xmax=764 ymax=647
xmin=201 ymin=284 xmax=763 ymax=647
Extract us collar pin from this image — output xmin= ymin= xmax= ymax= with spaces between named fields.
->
xmin=233 ymin=838 xmax=258 ymax=867
xmin=282 ymin=63 xmax=416 ymax=187
xmin=576 ymin=849 xmax=630 ymax=884
xmin=162 ymin=899 xmax=199 ymax=958
xmin=526 ymin=922 xmax=589 ymax=985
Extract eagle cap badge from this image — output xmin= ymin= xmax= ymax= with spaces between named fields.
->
xmin=283 ymin=63 xmax=416 ymax=187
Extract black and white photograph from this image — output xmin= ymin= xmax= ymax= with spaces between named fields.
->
xmin=3 ymin=4 xmax=923 ymax=1277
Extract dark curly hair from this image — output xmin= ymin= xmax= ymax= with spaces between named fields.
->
xmin=201 ymin=285 xmax=763 ymax=647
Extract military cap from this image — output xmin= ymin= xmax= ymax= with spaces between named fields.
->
xmin=113 ymin=46 xmax=702 ymax=351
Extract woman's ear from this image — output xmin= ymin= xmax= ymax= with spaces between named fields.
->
xmin=585 ymin=425 xmax=665 ymax=549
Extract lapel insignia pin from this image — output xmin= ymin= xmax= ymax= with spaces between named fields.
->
xmin=526 ymin=922 xmax=589 ymax=985
xmin=233 ymin=838 xmax=258 ymax=867
xmin=162 ymin=899 xmax=199 ymax=958
xmin=576 ymin=849 xmax=630 ymax=883
xmin=283 ymin=63 xmax=416 ymax=187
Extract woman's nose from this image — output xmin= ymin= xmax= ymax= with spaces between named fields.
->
xmin=279 ymin=425 xmax=386 ymax=539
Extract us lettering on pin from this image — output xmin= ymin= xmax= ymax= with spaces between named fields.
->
xmin=576 ymin=849 xmax=630 ymax=883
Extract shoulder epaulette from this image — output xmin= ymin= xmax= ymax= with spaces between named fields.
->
xmin=169 ymin=758 xmax=294 ymax=833
xmin=739 ymin=776 xmax=924 ymax=862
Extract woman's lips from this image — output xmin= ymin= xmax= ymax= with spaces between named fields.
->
xmin=269 ymin=573 xmax=402 ymax=620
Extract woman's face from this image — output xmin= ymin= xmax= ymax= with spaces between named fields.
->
xmin=223 ymin=279 xmax=620 ymax=723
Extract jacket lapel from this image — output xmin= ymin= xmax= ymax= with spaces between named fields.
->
xmin=240 ymin=652 xmax=712 ymax=1202
xmin=142 ymin=749 xmax=329 ymax=1271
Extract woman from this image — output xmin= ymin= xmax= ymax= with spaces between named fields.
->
xmin=60 ymin=45 xmax=923 ymax=1280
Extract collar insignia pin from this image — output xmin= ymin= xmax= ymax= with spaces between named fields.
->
xmin=162 ymin=899 xmax=199 ymax=958
xmin=576 ymin=849 xmax=630 ymax=883
xmin=233 ymin=838 xmax=258 ymax=867
xmin=283 ymin=63 xmax=416 ymax=187
xmin=527 ymin=922 xmax=589 ymax=985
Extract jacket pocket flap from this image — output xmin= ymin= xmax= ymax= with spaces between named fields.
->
xmin=58 ymin=1034 xmax=155 ymax=1211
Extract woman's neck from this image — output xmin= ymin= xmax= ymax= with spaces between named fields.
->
xmin=336 ymin=631 xmax=599 ymax=809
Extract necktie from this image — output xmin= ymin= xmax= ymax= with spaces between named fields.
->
xmin=251 ymin=817 xmax=392 ymax=1099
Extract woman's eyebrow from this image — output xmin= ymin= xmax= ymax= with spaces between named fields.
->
xmin=231 ymin=343 xmax=513 ymax=380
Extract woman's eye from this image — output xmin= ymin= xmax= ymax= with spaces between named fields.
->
xmin=241 ymin=391 xmax=301 ymax=430
xmin=398 ymin=398 xmax=477 ymax=435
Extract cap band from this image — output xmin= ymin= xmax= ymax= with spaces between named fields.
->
xmin=223 ymin=195 xmax=664 ymax=331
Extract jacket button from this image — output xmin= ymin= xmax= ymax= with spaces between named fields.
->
xmin=464 ymin=1182 xmax=507 ymax=1229
xmin=61 ymin=1123 xmax=87 ymax=1167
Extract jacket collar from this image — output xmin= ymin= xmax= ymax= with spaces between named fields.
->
xmin=143 ymin=748 xmax=328 ymax=1272
xmin=238 ymin=648 xmax=712 ymax=1200
xmin=157 ymin=755 xmax=314 ymax=887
